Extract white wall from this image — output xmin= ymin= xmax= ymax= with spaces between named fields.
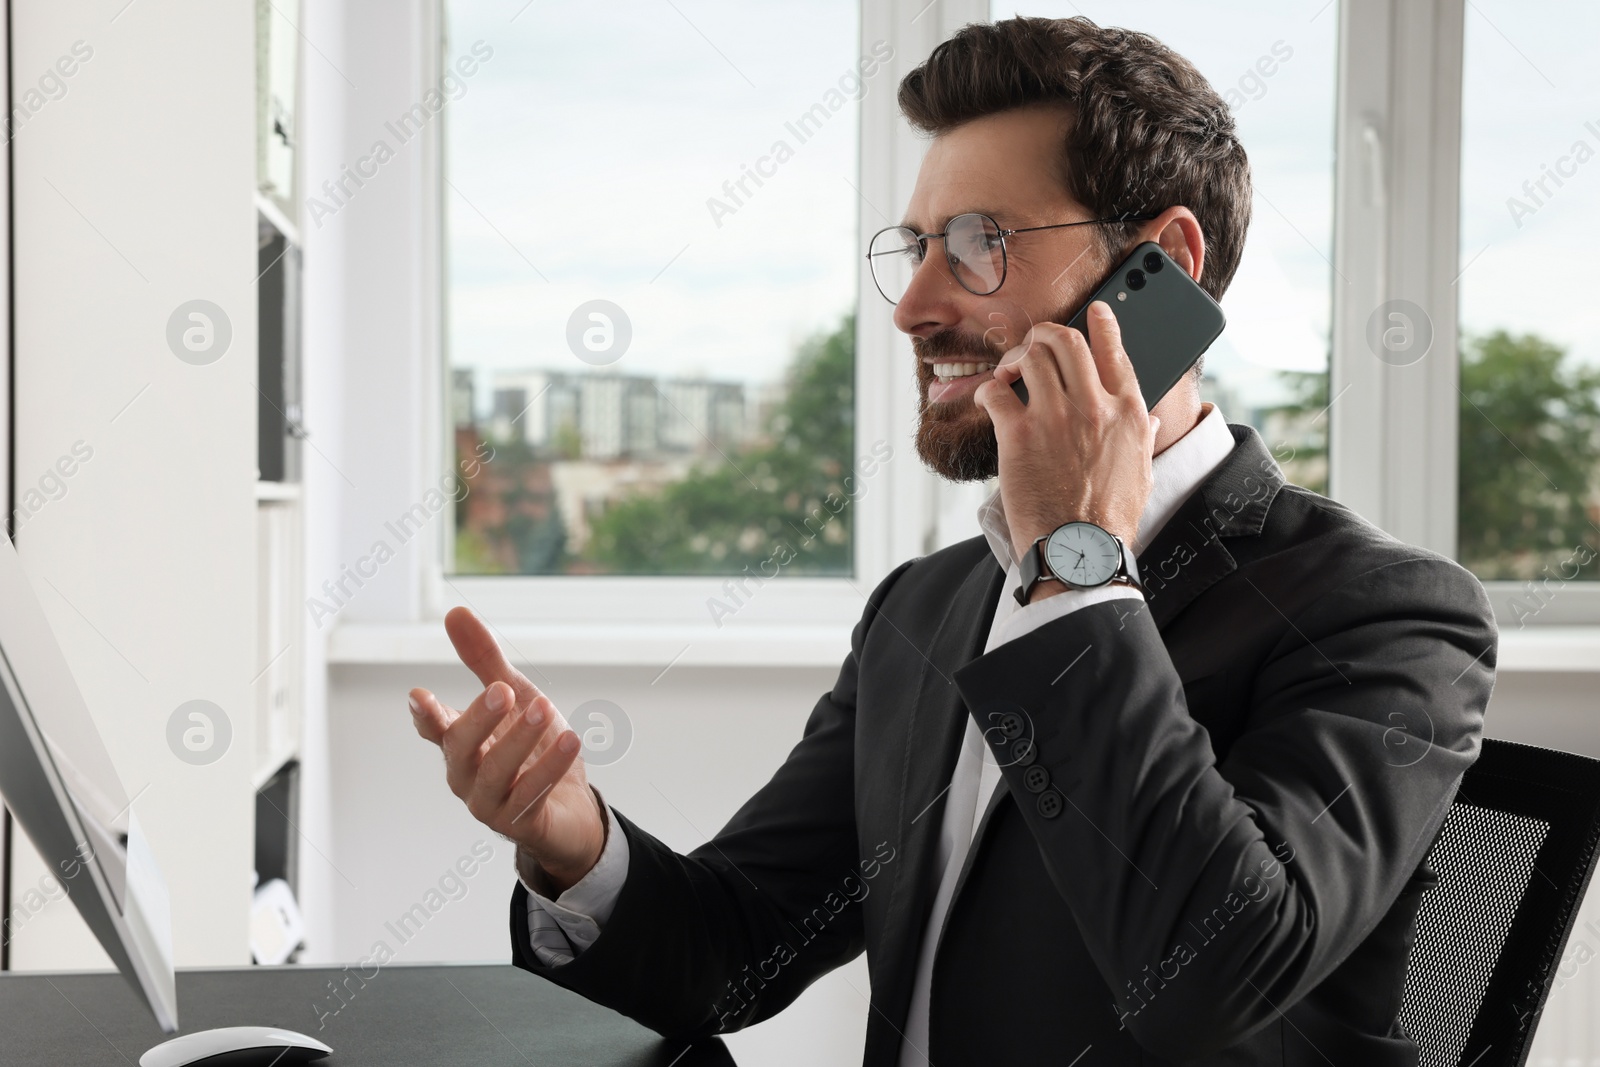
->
xmin=325 ymin=661 xmax=870 ymax=1065
xmin=1477 ymin=672 xmax=1600 ymax=760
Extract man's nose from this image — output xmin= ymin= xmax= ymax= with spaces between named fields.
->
xmin=893 ymin=248 xmax=960 ymax=334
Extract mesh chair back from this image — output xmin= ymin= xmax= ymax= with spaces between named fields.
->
xmin=1399 ymin=738 xmax=1600 ymax=1067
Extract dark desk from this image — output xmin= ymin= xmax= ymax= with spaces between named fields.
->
xmin=0 ymin=963 xmax=735 ymax=1066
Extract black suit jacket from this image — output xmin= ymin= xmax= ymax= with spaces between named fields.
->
xmin=509 ymin=424 xmax=1498 ymax=1065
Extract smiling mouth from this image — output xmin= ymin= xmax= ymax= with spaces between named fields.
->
xmin=929 ymin=361 xmax=997 ymax=383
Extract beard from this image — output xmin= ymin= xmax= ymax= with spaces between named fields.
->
xmin=912 ymin=325 xmax=1011 ymax=483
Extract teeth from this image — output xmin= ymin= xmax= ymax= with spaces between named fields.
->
xmin=932 ymin=361 xmax=994 ymax=382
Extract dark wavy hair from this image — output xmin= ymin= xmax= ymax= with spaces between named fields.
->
xmin=897 ymin=15 xmax=1252 ymax=304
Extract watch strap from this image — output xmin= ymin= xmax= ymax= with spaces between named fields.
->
xmin=1014 ymin=537 xmax=1055 ymax=606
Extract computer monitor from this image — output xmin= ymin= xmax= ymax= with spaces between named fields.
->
xmin=0 ymin=530 xmax=177 ymax=1032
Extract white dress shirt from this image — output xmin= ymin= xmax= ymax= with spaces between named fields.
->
xmin=519 ymin=404 xmax=1237 ymax=1060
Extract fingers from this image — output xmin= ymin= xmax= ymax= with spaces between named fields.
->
xmin=978 ymin=362 xmax=1027 ymax=424
xmin=1018 ymin=326 xmax=1070 ymax=398
xmin=991 ymin=330 xmax=1065 ymax=415
xmin=1010 ymin=308 xmax=1141 ymax=419
xmin=443 ymin=606 xmax=541 ymax=706
xmin=467 ymin=693 xmax=561 ymax=818
xmin=409 ymin=688 xmax=454 ymax=745
xmin=988 ymin=323 xmax=1091 ymax=424
xmin=439 ymin=680 xmax=519 ymax=792
xmin=1032 ymin=320 xmax=1100 ymax=409
xmin=503 ymin=731 xmax=584 ymax=828
xmin=1083 ymin=301 xmax=1140 ymax=403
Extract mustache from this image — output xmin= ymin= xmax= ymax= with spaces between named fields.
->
xmin=911 ymin=328 xmax=1002 ymax=364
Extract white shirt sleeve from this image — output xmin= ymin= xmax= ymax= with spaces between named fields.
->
xmin=518 ymin=785 xmax=630 ymax=966
xmin=991 ymin=583 xmax=1144 ymax=650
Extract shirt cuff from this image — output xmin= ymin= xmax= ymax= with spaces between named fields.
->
xmin=519 ymin=785 xmax=630 ymax=964
xmin=993 ymin=583 xmax=1145 ymax=648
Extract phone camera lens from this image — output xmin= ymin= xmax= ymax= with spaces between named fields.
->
xmin=1143 ymin=251 xmax=1164 ymax=273
xmin=1126 ymin=269 xmax=1146 ymax=290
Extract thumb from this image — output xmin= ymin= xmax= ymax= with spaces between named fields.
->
xmin=408 ymin=688 xmax=451 ymax=745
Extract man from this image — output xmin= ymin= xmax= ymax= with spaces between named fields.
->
xmin=408 ymin=16 xmax=1496 ymax=1065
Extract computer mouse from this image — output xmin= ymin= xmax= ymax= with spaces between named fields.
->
xmin=139 ymin=1025 xmax=332 ymax=1067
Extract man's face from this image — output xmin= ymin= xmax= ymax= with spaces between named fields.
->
xmin=895 ymin=105 xmax=1115 ymax=482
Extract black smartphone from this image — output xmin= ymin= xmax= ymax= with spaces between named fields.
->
xmin=1009 ymin=241 xmax=1226 ymax=411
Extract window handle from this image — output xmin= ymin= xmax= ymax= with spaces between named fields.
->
xmin=1361 ymin=121 xmax=1385 ymax=209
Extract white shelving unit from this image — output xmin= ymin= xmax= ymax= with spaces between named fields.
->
xmin=250 ymin=0 xmax=306 ymax=956
xmin=254 ymin=495 xmax=302 ymax=793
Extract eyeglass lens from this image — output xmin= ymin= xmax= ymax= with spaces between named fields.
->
xmin=868 ymin=213 xmax=1005 ymax=304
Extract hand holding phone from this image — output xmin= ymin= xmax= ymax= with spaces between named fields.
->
xmin=1009 ymin=242 xmax=1224 ymax=411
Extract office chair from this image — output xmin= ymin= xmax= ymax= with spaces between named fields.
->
xmin=1398 ymin=737 xmax=1600 ymax=1067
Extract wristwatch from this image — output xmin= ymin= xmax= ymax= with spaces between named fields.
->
xmin=1015 ymin=521 xmax=1143 ymax=606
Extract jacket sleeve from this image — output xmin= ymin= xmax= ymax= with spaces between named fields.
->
xmin=508 ymin=558 xmax=918 ymax=1040
xmin=950 ymin=554 xmax=1497 ymax=1059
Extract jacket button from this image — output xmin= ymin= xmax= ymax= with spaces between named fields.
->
xmin=1036 ymin=791 xmax=1063 ymax=819
xmin=1010 ymin=737 xmax=1036 ymax=766
xmin=1023 ymin=764 xmax=1050 ymax=793
xmin=997 ymin=712 xmax=1025 ymax=739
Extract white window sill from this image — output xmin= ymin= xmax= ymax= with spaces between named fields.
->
xmin=1496 ymin=627 xmax=1600 ymax=673
xmin=326 ymin=621 xmax=852 ymax=668
xmin=327 ymin=622 xmax=1600 ymax=672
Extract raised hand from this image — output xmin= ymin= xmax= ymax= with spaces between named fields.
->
xmin=977 ymin=302 xmax=1159 ymax=566
xmin=408 ymin=606 xmax=606 ymax=895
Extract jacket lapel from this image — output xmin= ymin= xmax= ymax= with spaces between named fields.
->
xmin=1136 ymin=423 xmax=1284 ymax=631
xmin=925 ymin=424 xmax=1289 ymax=1021
xmin=864 ymin=549 xmax=1006 ymax=1066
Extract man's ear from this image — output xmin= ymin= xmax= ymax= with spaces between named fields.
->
xmin=1147 ymin=207 xmax=1205 ymax=285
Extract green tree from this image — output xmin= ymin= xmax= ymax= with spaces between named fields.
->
xmin=581 ymin=313 xmax=858 ymax=576
xmin=1458 ymin=329 xmax=1600 ymax=581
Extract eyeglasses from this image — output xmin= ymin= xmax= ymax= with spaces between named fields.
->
xmin=866 ymin=211 xmax=1158 ymax=305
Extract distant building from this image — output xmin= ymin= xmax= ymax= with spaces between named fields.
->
xmin=486 ymin=367 xmax=756 ymax=461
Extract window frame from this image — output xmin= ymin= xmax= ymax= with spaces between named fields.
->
xmin=422 ymin=0 xmax=991 ymax=653
xmin=1327 ymin=0 xmax=1600 ymax=628
xmin=1327 ymin=0 xmax=1464 ymax=572
xmin=418 ymin=0 xmax=1596 ymax=659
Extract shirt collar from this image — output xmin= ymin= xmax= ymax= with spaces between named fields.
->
xmin=976 ymin=402 xmax=1236 ymax=571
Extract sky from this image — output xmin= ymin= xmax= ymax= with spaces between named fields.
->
xmin=444 ymin=0 xmax=1600 ymax=423
xmin=1457 ymin=0 xmax=1600 ymax=370
xmin=443 ymin=0 xmax=864 ymax=416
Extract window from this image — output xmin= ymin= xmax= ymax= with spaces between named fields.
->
xmin=1457 ymin=1 xmax=1600 ymax=588
xmin=989 ymin=1 xmax=1340 ymax=491
xmin=431 ymin=1 xmax=1600 ymax=633
xmin=442 ymin=1 xmax=865 ymax=577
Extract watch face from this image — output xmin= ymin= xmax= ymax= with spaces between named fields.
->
xmin=1044 ymin=522 xmax=1121 ymax=588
